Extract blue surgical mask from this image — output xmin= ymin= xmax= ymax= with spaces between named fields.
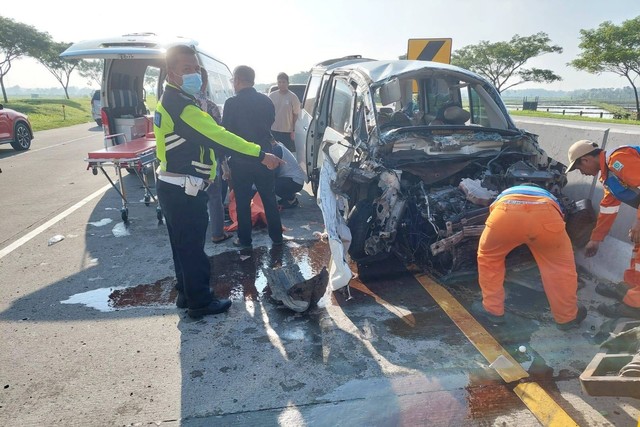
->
xmin=180 ymin=72 xmax=202 ymax=96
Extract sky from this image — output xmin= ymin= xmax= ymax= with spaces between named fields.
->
xmin=2 ymin=0 xmax=639 ymax=91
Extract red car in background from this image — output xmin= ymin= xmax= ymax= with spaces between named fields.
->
xmin=0 ymin=104 xmax=33 ymax=151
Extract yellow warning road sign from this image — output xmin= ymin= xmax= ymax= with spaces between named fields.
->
xmin=407 ymin=38 xmax=452 ymax=64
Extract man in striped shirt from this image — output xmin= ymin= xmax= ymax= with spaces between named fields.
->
xmin=567 ymin=140 xmax=640 ymax=319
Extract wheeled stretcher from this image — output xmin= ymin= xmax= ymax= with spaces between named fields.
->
xmin=86 ymin=136 xmax=162 ymax=223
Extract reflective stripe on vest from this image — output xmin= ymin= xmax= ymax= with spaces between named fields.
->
xmin=494 ymin=185 xmax=563 ymax=214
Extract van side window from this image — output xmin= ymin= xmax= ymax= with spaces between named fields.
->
xmin=303 ymin=74 xmax=323 ymax=114
xmin=198 ymin=53 xmax=233 ymax=108
xmin=144 ymin=66 xmax=161 ymax=111
xmin=354 ymin=90 xmax=374 ymax=144
xmin=328 ymin=79 xmax=353 ymax=134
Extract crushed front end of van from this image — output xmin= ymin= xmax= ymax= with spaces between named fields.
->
xmin=301 ymin=60 xmax=595 ymax=284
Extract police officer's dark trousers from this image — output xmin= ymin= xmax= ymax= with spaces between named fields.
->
xmin=157 ymin=179 xmax=213 ymax=309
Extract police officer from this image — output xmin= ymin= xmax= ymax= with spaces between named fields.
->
xmin=154 ymin=45 xmax=282 ymax=319
xmin=567 ymin=140 xmax=640 ymax=319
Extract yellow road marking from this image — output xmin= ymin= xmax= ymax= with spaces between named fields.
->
xmin=349 ymin=279 xmax=416 ymax=327
xmin=414 ymin=273 xmax=527 ymax=383
xmin=413 ymin=273 xmax=578 ymax=427
xmin=514 ymin=383 xmax=579 ymax=427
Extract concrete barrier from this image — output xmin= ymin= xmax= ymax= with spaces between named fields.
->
xmin=514 ymin=118 xmax=639 ymax=282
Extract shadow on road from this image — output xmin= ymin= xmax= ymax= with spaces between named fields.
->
xmin=1 ymin=175 xmax=635 ymax=425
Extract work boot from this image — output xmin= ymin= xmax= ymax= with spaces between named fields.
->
xmin=187 ymin=298 xmax=232 ymax=319
xmin=597 ymin=303 xmax=640 ymax=319
xmin=556 ymin=304 xmax=587 ymax=331
xmin=595 ymin=282 xmax=629 ymax=302
xmin=470 ymin=300 xmax=505 ymax=325
xmin=176 ymin=291 xmax=188 ymax=309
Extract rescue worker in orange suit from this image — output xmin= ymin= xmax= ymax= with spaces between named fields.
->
xmin=473 ymin=184 xmax=587 ymax=330
xmin=566 ymin=140 xmax=640 ymax=319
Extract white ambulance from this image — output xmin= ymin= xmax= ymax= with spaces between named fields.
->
xmin=61 ymin=32 xmax=234 ymax=142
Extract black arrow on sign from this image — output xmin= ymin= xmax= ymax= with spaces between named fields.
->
xmin=417 ymin=41 xmax=445 ymax=61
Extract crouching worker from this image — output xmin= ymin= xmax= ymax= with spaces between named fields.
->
xmin=271 ymin=137 xmax=305 ymax=208
xmin=566 ymin=140 xmax=640 ymax=319
xmin=473 ymin=184 xmax=586 ymax=330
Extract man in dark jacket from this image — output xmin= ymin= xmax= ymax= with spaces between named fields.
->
xmin=223 ymin=65 xmax=283 ymax=249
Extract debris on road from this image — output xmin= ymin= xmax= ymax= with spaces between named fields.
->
xmin=264 ymin=265 xmax=329 ymax=313
xmin=47 ymin=234 xmax=65 ymax=246
xmin=580 ymin=320 xmax=640 ymax=398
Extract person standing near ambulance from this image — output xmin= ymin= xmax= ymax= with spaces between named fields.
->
xmin=154 ymin=45 xmax=282 ymax=319
xmin=269 ymin=72 xmax=300 ymax=153
xmin=566 ymin=140 xmax=640 ymax=319
xmin=474 ymin=184 xmax=586 ymax=330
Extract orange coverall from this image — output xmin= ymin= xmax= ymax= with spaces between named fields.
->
xmin=477 ymin=189 xmax=578 ymax=323
xmin=590 ymin=148 xmax=640 ymax=308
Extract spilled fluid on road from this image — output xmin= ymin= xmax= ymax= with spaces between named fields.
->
xmin=61 ymin=240 xmax=330 ymax=311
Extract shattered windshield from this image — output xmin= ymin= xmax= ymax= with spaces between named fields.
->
xmin=372 ymin=73 xmax=509 ymax=136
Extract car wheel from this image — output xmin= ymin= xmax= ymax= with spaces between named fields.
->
xmin=10 ymin=122 xmax=32 ymax=151
xmin=347 ymin=200 xmax=374 ymax=261
xmin=96 ymin=119 xmax=103 ymax=127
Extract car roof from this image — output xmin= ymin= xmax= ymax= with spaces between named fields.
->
xmin=60 ymin=33 xmax=201 ymax=60
xmin=333 ymin=59 xmax=488 ymax=86
xmin=311 ymin=55 xmax=377 ymax=73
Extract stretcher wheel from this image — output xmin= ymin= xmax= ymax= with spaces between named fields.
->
xmin=144 ymin=195 xmax=151 ymax=206
xmin=121 ymin=208 xmax=129 ymax=223
xmin=92 ymin=167 xmax=98 ymax=176
xmin=157 ymin=208 xmax=163 ymax=224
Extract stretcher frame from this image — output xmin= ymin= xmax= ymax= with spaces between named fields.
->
xmin=86 ymin=136 xmax=162 ymax=224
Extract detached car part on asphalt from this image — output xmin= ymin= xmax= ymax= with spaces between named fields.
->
xmin=0 ymin=103 xmax=33 ymax=151
xmin=295 ymin=59 xmax=594 ymax=285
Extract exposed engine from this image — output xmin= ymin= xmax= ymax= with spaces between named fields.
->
xmin=347 ymin=133 xmax=575 ymax=279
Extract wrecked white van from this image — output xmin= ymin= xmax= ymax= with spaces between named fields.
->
xmin=296 ymin=59 xmax=595 ymax=286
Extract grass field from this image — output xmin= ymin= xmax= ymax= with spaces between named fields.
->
xmin=3 ymin=95 xmax=158 ymax=132
xmin=2 ymin=95 xmax=638 ymax=133
xmin=4 ymin=97 xmax=93 ymax=132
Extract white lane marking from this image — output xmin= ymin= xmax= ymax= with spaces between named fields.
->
xmin=2 ymin=134 xmax=99 ymax=160
xmin=0 ymin=183 xmax=112 ymax=260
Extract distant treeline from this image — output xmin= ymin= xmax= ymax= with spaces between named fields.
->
xmin=5 ymin=83 xmax=637 ymax=105
xmin=5 ymin=85 xmax=95 ymax=98
xmin=502 ymin=86 xmax=636 ymax=102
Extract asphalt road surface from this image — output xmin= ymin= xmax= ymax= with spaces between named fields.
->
xmin=1 ymin=122 xmax=638 ymax=426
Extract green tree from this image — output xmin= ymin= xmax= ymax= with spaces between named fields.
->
xmin=37 ymin=41 xmax=80 ymax=99
xmin=570 ymin=16 xmax=640 ymax=120
xmin=77 ymin=59 xmax=103 ymax=88
xmin=289 ymin=71 xmax=310 ymax=85
xmin=0 ymin=16 xmax=51 ymax=102
xmin=452 ymin=32 xmax=563 ymax=93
